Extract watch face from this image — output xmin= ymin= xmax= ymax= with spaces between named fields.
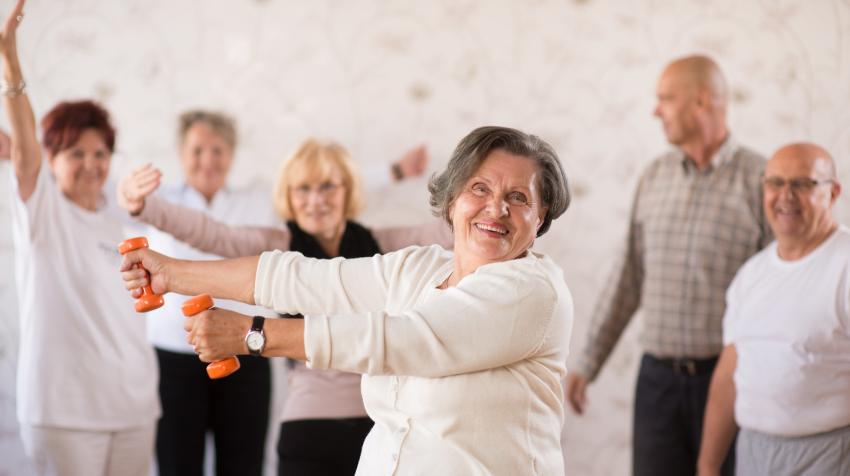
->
xmin=246 ymin=331 xmax=264 ymax=351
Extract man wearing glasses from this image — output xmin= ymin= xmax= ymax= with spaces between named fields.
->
xmin=566 ymin=54 xmax=772 ymax=476
xmin=697 ymin=143 xmax=849 ymax=476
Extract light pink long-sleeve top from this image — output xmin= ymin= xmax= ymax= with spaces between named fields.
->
xmin=137 ymin=195 xmax=453 ymax=421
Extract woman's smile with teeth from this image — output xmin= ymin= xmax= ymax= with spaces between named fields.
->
xmin=476 ymin=223 xmax=508 ymax=235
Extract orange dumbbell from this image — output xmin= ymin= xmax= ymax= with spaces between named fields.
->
xmin=117 ymin=237 xmax=165 ymax=313
xmin=182 ymin=294 xmax=241 ymax=379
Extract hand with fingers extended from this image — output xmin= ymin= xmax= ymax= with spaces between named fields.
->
xmin=119 ymin=247 xmax=174 ymax=298
xmin=0 ymin=0 xmax=25 ymax=59
xmin=183 ymin=307 xmax=252 ymax=363
xmin=118 ymin=163 xmax=162 ymax=215
xmin=565 ymin=372 xmax=590 ymax=415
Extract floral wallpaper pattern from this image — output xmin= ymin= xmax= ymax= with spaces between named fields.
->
xmin=1 ymin=1 xmax=848 ymax=474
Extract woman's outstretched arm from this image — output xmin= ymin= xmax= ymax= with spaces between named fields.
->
xmin=1 ymin=0 xmax=41 ymax=201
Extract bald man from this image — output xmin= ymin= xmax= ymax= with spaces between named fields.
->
xmin=566 ymin=55 xmax=772 ymax=476
xmin=697 ymin=144 xmax=849 ymax=476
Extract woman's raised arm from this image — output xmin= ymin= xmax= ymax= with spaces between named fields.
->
xmin=1 ymin=0 xmax=41 ymax=201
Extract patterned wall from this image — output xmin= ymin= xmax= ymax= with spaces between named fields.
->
xmin=1 ymin=0 xmax=848 ymax=474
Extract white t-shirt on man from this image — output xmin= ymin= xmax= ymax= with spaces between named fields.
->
xmin=723 ymin=225 xmax=850 ymax=437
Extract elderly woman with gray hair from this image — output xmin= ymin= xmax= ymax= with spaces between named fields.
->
xmin=120 ymin=125 xmax=573 ymax=474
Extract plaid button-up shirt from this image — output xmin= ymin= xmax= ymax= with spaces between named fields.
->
xmin=577 ymin=137 xmax=772 ymax=380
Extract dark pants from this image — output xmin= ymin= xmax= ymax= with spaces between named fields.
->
xmin=633 ymin=354 xmax=735 ymax=476
xmin=277 ymin=417 xmax=374 ymax=476
xmin=155 ymin=348 xmax=271 ymax=476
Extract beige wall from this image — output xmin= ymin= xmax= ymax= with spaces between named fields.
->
xmin=1 ymin=0 xmax=849 ymax=474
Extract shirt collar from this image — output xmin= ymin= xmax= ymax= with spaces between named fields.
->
xmin=181 ymin=183 xmax=230 ymax=209
xmin=677 ymin=133 xmax=738 ymax=173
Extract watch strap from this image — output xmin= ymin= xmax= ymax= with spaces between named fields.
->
xmin=247 ymin=316 xmax=266 ymax=356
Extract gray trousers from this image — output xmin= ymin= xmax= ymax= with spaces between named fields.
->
xmin=736 ymin=424 xmax=850 ymax=476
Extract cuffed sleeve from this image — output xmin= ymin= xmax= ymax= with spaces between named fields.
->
xmin=304 ymin=314 xmax=334 ymax=369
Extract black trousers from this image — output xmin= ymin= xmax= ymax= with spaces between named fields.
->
xmin=633 ymin=354 xmax=735 ymax=476
xmin=155 ymin=348 xmax=271 ymax=476
xmin=277 ymin=417 xmax=373 ymax=476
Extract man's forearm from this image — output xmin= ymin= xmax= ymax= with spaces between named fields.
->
xmin=697 ymin=346 xmax=738 ymax=473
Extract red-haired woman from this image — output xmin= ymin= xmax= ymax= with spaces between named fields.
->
xmin=1 ymin=2 xmax=158 ymax=475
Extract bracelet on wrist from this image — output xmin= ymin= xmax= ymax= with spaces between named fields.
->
xmin=391 ymin=162 xmax=403 ymax=181
xmin=0 ymin=79 xmax=26 ymax=97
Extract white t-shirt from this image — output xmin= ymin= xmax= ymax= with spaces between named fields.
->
xmin=255 ymin=245 xmax=572 ymax=476
xmin=10 ymin=164 xmax=160 ymax=430
xmin=146 ymin=183 xmax=279 ymax=353
xmin=723 ymin=225 xmax=850 ymax=437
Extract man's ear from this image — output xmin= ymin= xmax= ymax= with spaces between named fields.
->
xmin=695 ymin=88 xmax=714 ymax=110
xmin=830 ymin=181 xmax=842 ymax=204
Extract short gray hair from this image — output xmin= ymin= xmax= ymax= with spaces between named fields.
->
xmin=428 ymin=126 xmax=570 ymax=237
xmin=178 ymin=109 xmax=238 ymax=149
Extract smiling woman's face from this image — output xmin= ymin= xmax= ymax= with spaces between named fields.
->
xmin=180 ymin=122 xmax=234 ymax=201
xmin=449 ymin=149 xmax=546 ymax=270
xmin=288 ymin=164 xmax=348 ymax=239
xmin=49 ymin=128 xmax=112 ymax=209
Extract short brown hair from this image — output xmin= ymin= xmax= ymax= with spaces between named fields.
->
xmin=41 ymin=100 xmax=116 ymax=157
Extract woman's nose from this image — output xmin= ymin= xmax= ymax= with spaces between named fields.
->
xmin=307 ymin=189 xmax=327 ymax=205
xmin=83 ymin=155 xmax=100 ymax=170
xmin=487 ymin=195 xmax=509 ymax=217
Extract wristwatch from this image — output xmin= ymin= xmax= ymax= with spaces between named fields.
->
xmin=245 ymin=316 xmax=266 ymax=356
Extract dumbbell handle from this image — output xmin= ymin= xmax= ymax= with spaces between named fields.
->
xmin=182 ymin=294 xmax=241 ymax=379
xmin=117 ymin=237 xmax=164 ymax=313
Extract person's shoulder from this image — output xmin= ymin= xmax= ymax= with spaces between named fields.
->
xmin=529 ymin=251 xmax=573 ymax=303
xmin=833 ymin=224 xmax=850 ymax=239
xmin=525 ymin=250 xmax=564 ymax=277
xmin=475 ymin=252 xmax=562 ymax=302
xmin=639 ymin=149 xmax=681 ymax=182
xmin=229 ymin=180 xmax=272 ymax=199
xmin=832 ymin=228 xmax=850 ymax=284
xmin=829 ymin=225 xmax=850 ymax=253
xmin=376 ymin=244 xmax=453 ymax=284
xmin=729 ymin=144 xmax=768 ymax=171
xmin=736 ymin=241 xmax=776 ymax=279
xmin=646 ymin=149 xmax=680 ymax=169
xmin=386 ymin=243 xmax=452 ymax=264
xmin=415 ymin=243 xmax=453 ymax=260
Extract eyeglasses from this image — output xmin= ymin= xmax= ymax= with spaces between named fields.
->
xmin=291 ymin=182 xmax=344 ymax=200
xmin=762 ymin=176 xmax=834 ymax=194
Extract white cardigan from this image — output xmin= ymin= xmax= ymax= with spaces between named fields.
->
xmin=255 ymin=245 xmax=572 ymax=475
